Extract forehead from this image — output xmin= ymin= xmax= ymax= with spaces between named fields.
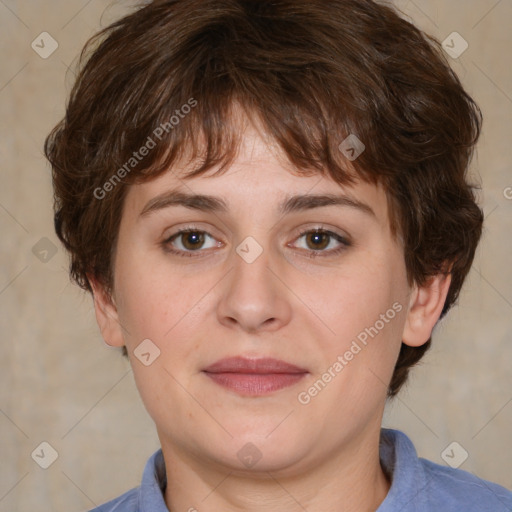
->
xmin=122 ymin=125 xmax=390 ymax=229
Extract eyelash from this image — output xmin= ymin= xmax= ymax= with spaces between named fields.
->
xmin=161 ymin=226 xmax=351 ymax=259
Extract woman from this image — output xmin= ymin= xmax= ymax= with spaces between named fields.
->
xmin=44 ymin=0 xmax=512 ymax=510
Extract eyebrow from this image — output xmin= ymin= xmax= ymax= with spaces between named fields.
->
xmin=138 ymin=190 xmax=376 ymax=219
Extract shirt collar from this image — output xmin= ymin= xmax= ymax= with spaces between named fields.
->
xmin=377 ymin=428 xmax=429 ymax=511
xmin=138 ymin=448 xmax=168 ymax=511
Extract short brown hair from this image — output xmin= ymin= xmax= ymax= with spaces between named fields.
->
xmin=44 ymin=0 xmax=483 ymax=396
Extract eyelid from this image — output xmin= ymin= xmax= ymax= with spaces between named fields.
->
xmin=162 ymin=225 xmax=223 ymax=256
xmin=291 ymin=224 xmax=350 ymax=242
xmin=288 ymin=226 xmax=351 ymax=254
xmin=162 ymin=223 xmax=222 ymax=242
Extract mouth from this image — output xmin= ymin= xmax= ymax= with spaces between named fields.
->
xmin=202 ymin=357 xmax=309 ymax=396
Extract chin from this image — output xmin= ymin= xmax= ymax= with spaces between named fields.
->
xmin=218 ymin=427 xmax=310 ymax=473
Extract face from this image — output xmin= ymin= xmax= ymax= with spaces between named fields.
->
xmin=94 ymin=124 xmax=434 ymax=476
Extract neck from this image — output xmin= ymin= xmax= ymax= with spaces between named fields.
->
xmin=161 ymin=422 xmax=390 ymax=512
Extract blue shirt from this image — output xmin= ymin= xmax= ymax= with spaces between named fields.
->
xmin=90 ymin=429 xmax=512 ymax=511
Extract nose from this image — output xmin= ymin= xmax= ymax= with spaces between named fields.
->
xmin=216 ymin=241 xmax=293 ymax=333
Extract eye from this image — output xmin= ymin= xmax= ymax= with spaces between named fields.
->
xmin=291 ymin=228 xmax=350 ymax=257
xmin=161 ymin=226 xmax=350 ymax=259
xmin=163 ymin=229 xmax=221 ymax=256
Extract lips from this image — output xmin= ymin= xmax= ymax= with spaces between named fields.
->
xmin=203 ymin=356 xmax=308 ymax=374
xmin=202 ymin=357 xmax=308 ymax=396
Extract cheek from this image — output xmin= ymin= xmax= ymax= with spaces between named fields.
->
xmin=313 ymin=264 xmax=391 ymax=333
xmin=113 ymin=254 xmax=214 ymax=382
xmin=114 ymin=265 xmax=202 ymax=425
xmin=113 ymin=255 xmax=179 ymax=347
xmin=313 ymin=251 xmax=408 ymax=364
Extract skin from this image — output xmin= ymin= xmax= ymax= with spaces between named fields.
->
xmin=91 ymin=120 xmax=451 ymax=512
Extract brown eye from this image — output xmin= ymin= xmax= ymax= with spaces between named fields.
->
xmin=164 ymin=229 xmax=219 ymax=255
xmin=179 ymin=231 xmax=205 ymax=251
xmin=305 ymin=231 xmax=330 ymax=251
xmin=291 ymin=228 xmax=350 ymax=257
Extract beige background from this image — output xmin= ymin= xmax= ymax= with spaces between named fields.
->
xmin=1 ymin=0 xmax=511 ymax=510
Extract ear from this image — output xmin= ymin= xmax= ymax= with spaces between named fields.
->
xmin=88 ymin=274 xmax=125 ymax=347
xmin=402 ymin=272 xmax=452 ymax=347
